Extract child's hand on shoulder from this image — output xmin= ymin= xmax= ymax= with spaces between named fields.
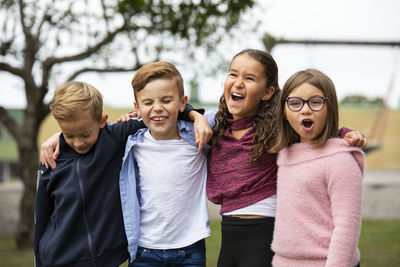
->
xmin=191 ymin=112 xmax=213 ymax=152
xmin=40 ymin=132 xmax=61 ymax=169
xmin=344 ymin=130 xmax=367 ymax=149
xmin=116 ymin=110 xmax=139 ymax=123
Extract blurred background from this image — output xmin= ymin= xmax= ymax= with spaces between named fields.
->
xmin=1 ymin=0 xmax=399 ymax=266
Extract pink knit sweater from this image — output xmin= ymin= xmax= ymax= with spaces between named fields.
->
xmin=272 ymin=138 xmax=365 ymax=267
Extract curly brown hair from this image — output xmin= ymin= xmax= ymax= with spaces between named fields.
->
xmin=211 ymin=49 xmax=281 ymax=162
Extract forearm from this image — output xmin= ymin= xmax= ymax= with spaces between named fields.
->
xmin=326 ymin=156 xmax=363 ymax=266
xmin=179 ymin=103 xmax=205 ymax=121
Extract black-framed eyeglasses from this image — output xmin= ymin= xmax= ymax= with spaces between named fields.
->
xmin=286 ymin=96 xmax=327 ymax=112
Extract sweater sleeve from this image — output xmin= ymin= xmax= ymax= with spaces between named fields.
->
xmin=338 ymin=127 xmax=352 ymax=138
xmin=325 ymin=152 xmax=363 ymax=267
xmin=34 ymin=164 xmax=53 ymax=267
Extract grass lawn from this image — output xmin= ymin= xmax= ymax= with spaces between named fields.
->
xmin=1 ymin=219 xmax=399 ymax=266
xmin=358 ymin=220 xmax=400 ymax=267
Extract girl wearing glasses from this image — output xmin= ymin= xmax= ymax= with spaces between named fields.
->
xmin=271 ymin=68 xmax=364 ymax=267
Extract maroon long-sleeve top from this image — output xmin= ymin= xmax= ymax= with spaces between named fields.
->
xmin=206 ymin=116 xmax=277 ymax=215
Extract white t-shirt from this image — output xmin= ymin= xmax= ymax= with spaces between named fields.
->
xmin=133 ymin=131 xmax=210 ymax=249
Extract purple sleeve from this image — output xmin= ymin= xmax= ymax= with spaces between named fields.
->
xmin=338 ymin=127 xmax=352 ymax=138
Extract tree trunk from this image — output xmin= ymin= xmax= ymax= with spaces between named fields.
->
xmin=15 ymin=143 xmax=39 ymax=249
xmin=13 ymin=103 xmax=43 ymax=249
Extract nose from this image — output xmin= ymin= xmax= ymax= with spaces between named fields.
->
xmin=300 ymin=102 xmax=312 ymax=113
xmin=233 ymin=78 xmax=244 ymax=88
xmin=74 ymin=138 xmax=84 ymax=148
xmin=153 ymin=103 xmax=163 ymax=111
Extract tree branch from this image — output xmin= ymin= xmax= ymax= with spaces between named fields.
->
xmin=17 ymin=0 xmax=29 ymax=37
xmin=35 ymin=6 xmax=52 ymax=39
xmin=0 ymin=62 xmax=25 ymax=78
xmin=66 ymin=65 xmax=142 ymax=82
xmin=43 ymin=23 xmax=131 ymax=68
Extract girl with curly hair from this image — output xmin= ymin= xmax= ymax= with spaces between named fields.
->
xmin=206 ymin=49 xmax=280 ymax=267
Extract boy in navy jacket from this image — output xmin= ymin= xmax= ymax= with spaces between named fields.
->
xmin=34 ymin=81 xmax=145 ymax=267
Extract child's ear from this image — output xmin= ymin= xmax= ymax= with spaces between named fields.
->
xmin=262 ymin=86 xmax=275 ymax=101
xmin=134 ymin=101 xmax=142 ymax=117
xmin=100 ymin=114 xmax=108 ymax=128
xmin=179 ymin=95 xmax=188 ymax=112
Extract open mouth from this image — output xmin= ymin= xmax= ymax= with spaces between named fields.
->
xmin=301 ymin=119 xmax=314 ymax=130
xmin=231 ymin=92 xmax=245 ymax=101
xmin=151 ymin=116 xmax=167 ymax=123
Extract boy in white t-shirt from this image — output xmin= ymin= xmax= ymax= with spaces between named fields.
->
xmin=119 ymin=61 xmax=212 ymax=267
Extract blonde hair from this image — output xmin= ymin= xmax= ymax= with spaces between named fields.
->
xmin=131 ymin=61 xmax=184 ymax=100
xmin=272 ymin=68 xmax=339 ymax=152
xmin=50 ymin=81 xmax=103 ymax=121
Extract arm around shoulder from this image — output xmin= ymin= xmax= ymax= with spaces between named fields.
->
xmin=109 ymin=117 xmax=146 ymax=143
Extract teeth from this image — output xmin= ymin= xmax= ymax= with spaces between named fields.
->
xmin=152 ymin=117 xmax=165 ymax=121
xmin=232 ymin=92 xmax=243 ymax=97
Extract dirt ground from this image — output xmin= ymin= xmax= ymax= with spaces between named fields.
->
xmin=1 ymin=170 xmax=399 ymax=234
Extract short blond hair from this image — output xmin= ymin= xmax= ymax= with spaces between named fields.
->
xmin=50 ymin=81 xmax=103 ymax=121
xmin=131 ymin=61 xmax=184 ymax=101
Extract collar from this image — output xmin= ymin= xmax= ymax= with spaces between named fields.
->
xmin=227 ymin=115 xmax=256 ymax=131
xmin=177 ymin=119 xmax=193 ymax=133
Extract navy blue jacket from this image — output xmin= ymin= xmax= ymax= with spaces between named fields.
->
xmin=34 ymin=118 xmax=146 ymax=267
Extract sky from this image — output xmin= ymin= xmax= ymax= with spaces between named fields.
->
xmin=1 ymin=0 xmax=400 ymax=109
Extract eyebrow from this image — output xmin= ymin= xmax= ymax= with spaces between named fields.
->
xmin=246 ymin=73 xmax=258 ymax=79
xmin=288 ymin=95 xmax=324 ymax=98
xmin=229 ymin=68 xmax=258 ymax=78
xmin=229 ymin=68 xmax=238 ymax=73
xmin=140 ymin=95 xmax=174 ymax=102
xmin=63 ymin=129 xmax=92 ymax=136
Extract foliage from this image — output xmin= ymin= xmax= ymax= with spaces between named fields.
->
xmin=118 ymin=0 xmax=254 ymax=46
xmin=340 ymin=95 xmax=384 ymax=107
xmin=0 ymin=0 xmax=253 ymax=249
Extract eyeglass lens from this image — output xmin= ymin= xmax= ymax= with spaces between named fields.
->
xmin=287 ymin=97 xmax=325 ymax=111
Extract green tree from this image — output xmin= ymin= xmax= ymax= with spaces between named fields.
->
xmin=0 ymin=0 xmax=254 ymax=249
xmin=340 ymin=95 xmax=383 ymax=107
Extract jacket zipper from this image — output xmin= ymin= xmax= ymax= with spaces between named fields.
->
xmin=76 ymin=159 xmax=97 ymax=267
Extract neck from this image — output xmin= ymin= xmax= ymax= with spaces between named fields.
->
xmin=149 ymin=128 xmax=181 ymax=140
xmin=227 ymin=115 xmax=255 ymax=139
xmin=231 ymin=127 xmax=252 ymax=139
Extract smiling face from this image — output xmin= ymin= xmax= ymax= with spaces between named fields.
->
xmin=224 ymin=54 xmax=274 ymax=120
xmin=57 ymin=110 xmax=107 ymax=154
xmin=134 ymin=78 xmax=187 ymax=140
xmin=285 ymin=82 xmax=328 ymax=144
